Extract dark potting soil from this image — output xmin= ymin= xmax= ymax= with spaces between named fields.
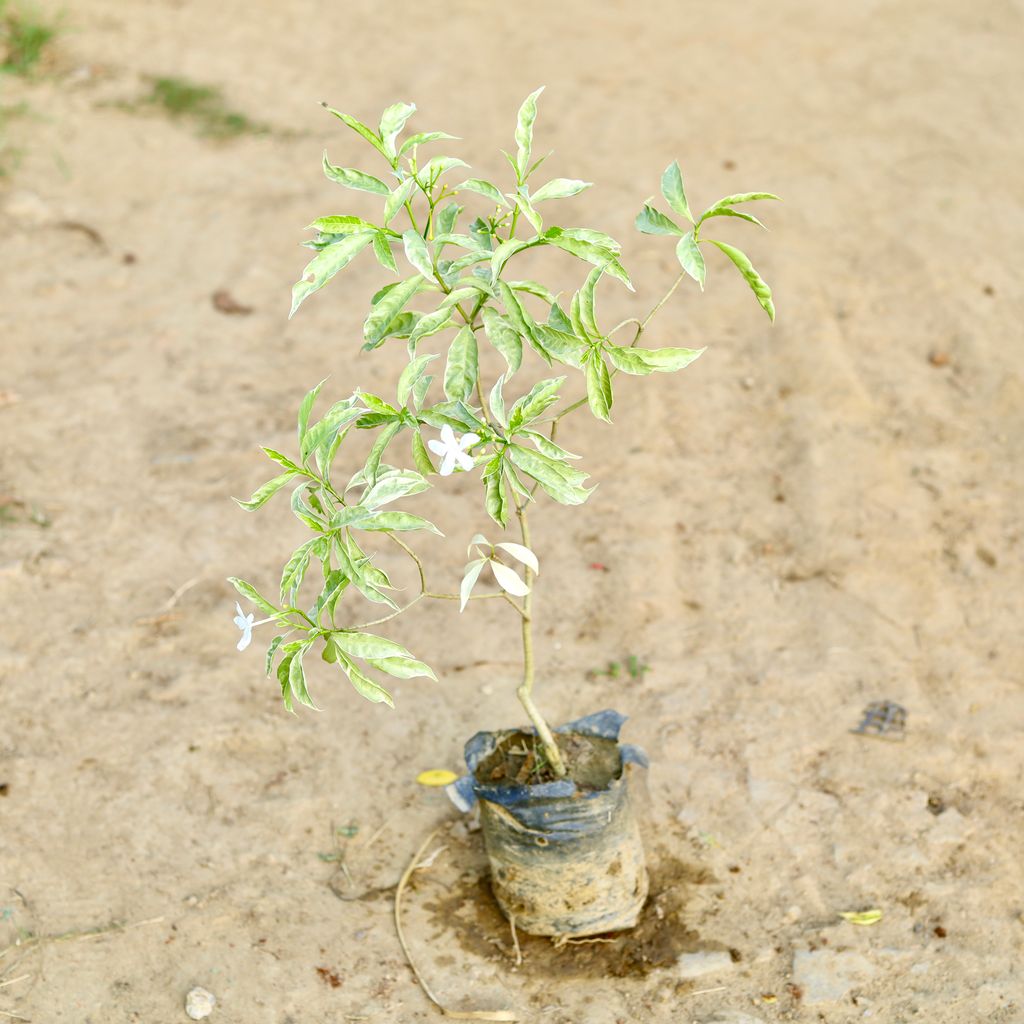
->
xmin=474 ymin=730 xmax=622 ymax=789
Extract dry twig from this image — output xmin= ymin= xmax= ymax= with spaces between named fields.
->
xmin=395 ymin=830 xmax=518 ymax=1022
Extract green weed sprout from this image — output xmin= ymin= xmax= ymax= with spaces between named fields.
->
xmin=231 ymin=90 xmax=777 ymax=777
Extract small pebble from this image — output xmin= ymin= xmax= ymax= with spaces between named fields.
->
xmin=185 ymin=986 xmax=216 ymax=1020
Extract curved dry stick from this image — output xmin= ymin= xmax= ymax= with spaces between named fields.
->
xmin=394 ymin=830 xmax=519 ymax=1022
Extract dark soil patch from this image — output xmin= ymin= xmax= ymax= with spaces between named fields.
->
xmin=475 ymin=730 xmax=622 ymax=789
xmin=426 ymin=850 xmax=719 ymax=979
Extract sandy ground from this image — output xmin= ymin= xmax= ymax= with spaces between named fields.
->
xmin=2 ymin=1 xmax=1023 ymax=1021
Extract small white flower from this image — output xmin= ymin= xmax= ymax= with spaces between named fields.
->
xmin=428 ymin=424 xmax=480 ymax=477
xmin=233 ymin=602 xmax=255 ymax=651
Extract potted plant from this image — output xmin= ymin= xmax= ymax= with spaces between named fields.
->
xmin=230 ymin=89 xmax=776 ymax=938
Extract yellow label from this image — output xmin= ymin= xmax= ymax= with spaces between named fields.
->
xmin=416 ymin=769 xmax=458 ymax=787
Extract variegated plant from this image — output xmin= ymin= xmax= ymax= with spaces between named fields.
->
xmin=230 ymin=89 xmax=776 ymax=777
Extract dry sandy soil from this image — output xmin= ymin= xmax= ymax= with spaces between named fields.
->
xmin=2 ymin=1 xmax=1023 ymax=1021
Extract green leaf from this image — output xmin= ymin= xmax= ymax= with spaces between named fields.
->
xmin=332 ymin=630 xmax=415 ymax=660
xmin=520 ymin=428 xmax=581 ymax=461
xmin=578 ymin=266 xmax=603 ymax=341
xmin=290 ymin=480 xmax=326 ymax=531
xmin=547 ymin=302 xmax=573 ymax=332
xmin=406 ymin=305 xmax=455 ymax=349
xmin=397 ymin=353 xmax=438 ymax=407
xmin=298 ymin=379 xmax=326 ymax=446
xmin=227 ymin=577 xmax=279 ymax=617
xmin=510 ymin=192 xmax=543 ymax=234
xmin=399 ymin=130 xmax=458 ymax=157
xmin=383 ymin=176 xmax=417 ymax=225
xmin=660 ymin=161 xmax=694 ymax=223
xmin=280 ymin=538 xmax=319 ymax=602
xmin=418 ymin=400 xmax=485 ymax=433
xmin=289 ymin=646 xmax=317 ymax=710
xmin=707 ymin=239 xmax=775 ymax=321
xmin=354 ymin=510 xmax=443 ymax=535
xmin=443 ymin=325 xmax=478 ymax=402
xmin=402 ymin=230 xmax=435 ymax=278
xmin=488 ymin=373 xmax=507 ymax=428
xmin=585 ymin=352 xmax=613 ymax=422
xmin=363 ymin=276 xmax=425 ymax=344
xmin=364 ymin=420 xmax=403 ymax=485
xmin=698 ymin=192 xmax=780 ymax=226
xmin=290 ymin=232 xmax=375 ymax=318
xmin=556 ymin=227 xmax=622 ymax=253
xmin=698 ymin=206 xmax=767 ymax=230
xmin=634 ymin=203 xmax=684 ymax=236
xmin=278 ymin=652 xmax=296 ymax=712
xmin=436 ymin=201 xmax=463 ymax=235
xmin=496 ymin=281 xmax=536 ymax=341
xmin=322 ymin=153 xmax=390 ymax=195
xmin=491 ymin=238 xmax=536 ymax=280
xmin=340 ymin=657 xmax=394 ymax=707
xmin=455 ymin=178 xmax=508 ymax=206
xmin=361 ymin=468 xmax=430 ymax=508
xmin=365 ymin=656 xmax=437 ymax=680
xmin=261 ymin=447 xmax=303 ymax=473
xmin=506 ymin=446 xmax=592 ymax=506
xmin=514 ymin=87 xmax=545 ymax=181
xmin=412 ymin=372 xmax=433 ymax=411
xmin=541 ymin=228 xmax=633 ymax=290
xmin=422 ymin=156 xmax=470 ymax=182
xmin=379 ymin=101 xmax=416 ymax=158
xmin=483 ymin=457 xmax=509 ymax=527
xmin=530 ymin=178 xmax=592 ymax=203
xmin=234 ymin=471 xmax=298 ymax=511
xmin=307 ymin=215 xmax=378 ymax=235
xmin=676 ymin=231 xmax=706 ymax=289
xmin=531 ymin=324 xmax=587 ymax=369
xmin=265 ymin=635 xmax=284 ymax=677
xmin=508 ymin=280 xmax=557 ymax=304
xmin=301 ymin=400 xmax=363 ymax=464
xmin=508 ymin=376 xmax=565 ymax=430
xmin=607 ymin=345 xmax=705 ymax=375
xmin=481 ymin=307 xmax=523 ymax=375
xmin=333 ymin=538 xmax=397 ymax=610
xmin=323 ymin=105 xmax=389 ymax=160
xmin=371 ymin=232 xmax=399 ymax=274
xmin=411 ymin=431 xmax=436 ymax=475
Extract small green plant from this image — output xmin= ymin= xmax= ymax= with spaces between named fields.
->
xmin=0 ymin=0 xmax=56 ymax=76
xmin=588 ymin=655 xmax=651 ymax=683
xmin=133 ymin=76 xmax=265 ymax=138
xmin=230 ymin=91 xmax=776 ymax=778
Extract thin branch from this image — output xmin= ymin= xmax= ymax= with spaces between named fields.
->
xmin=395 ymin=830 xmax=519 ymax=1022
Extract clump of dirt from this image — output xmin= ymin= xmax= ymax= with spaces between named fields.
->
xmin=427 ymin=852 xmax=718 ymax=979
xmin=474 ymin=730 xmax=622 ymax=789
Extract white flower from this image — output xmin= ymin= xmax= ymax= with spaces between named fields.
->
xmin=233 ymin=602 xmax=255 ymax=651
xmin=428 ymin=424 xmax=480 ymax=476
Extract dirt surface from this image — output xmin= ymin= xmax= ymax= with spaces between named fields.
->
xmin=2 ymin=1 xmax=1023 ymax=1021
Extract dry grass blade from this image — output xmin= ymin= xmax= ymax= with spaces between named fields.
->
xmin=394 ymin=830 xmax=518 ymax=1022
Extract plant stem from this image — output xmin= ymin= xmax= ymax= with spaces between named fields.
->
xmin=514 ymin=502 xmax=567 ymax=778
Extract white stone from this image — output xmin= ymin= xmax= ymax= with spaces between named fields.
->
xmin=676 ymin=949 xmax=736 ymax=979
xmin=185 ymin=986 xmax=216 ymax=1020
xmin=792 ymin=949 xmax=878 ymax=1004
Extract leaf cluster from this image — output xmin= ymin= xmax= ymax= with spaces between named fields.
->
xmin=235 ymin=91 xmax=779 ymax=712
